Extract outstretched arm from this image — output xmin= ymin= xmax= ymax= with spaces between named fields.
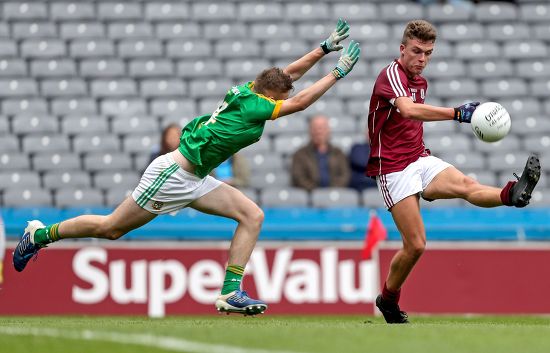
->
xmin=283 ymin=18 xmax=350 ymax=82
xmin=278 ymin=40 xmax=361 ymax=117
xmin=396 ymin=98 xmax=480 ymax=123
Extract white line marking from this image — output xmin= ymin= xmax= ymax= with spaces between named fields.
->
xmin=0 ymin=326 xmax=301 ymax=353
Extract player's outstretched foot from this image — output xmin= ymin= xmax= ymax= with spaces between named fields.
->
xmin=510 ymin=154 xmax=541 ymax=208
xmin=215 ymin=290 xmax=267 ymax=316
xmin=13 ymin=220 xmax=47 ymax=272
xmin=376 ymin=294 xmax=409 ymax=324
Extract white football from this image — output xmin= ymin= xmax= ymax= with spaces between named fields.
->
xmin=470 ymin=102 xmax=511 ymax=143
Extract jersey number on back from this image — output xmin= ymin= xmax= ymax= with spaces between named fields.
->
xmin=205 ymin=101 xmax=228 ymax=125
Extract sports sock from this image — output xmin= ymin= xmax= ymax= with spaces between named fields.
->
xmin=500 ymin=181 xmax=517 ymax=206
xmin=33 ymin=223 xmax=61 ymax=245
xmin=382 ymin=282 xmax=401 ymax=305
xmin=221 ymin=264 xmax=244 ymax=295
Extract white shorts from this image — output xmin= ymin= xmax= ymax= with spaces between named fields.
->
xmin=376 ymin=156 xmax=452 ymax=210
xmin=132 ymin=153 xmax=222 ymax=214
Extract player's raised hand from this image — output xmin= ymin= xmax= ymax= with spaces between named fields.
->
xmin=332 ymin=40 xmax=360 ymax=80
xmin=320 ymin=18 xmax=350 ymax=54
xmin=454 ymin=101 xmax=480 ymax=123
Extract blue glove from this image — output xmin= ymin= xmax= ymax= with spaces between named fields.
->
xmin=453 ymin=102 xmax=480 ymax=123
xmin=320 ymin=18 xmax=350 ymax=54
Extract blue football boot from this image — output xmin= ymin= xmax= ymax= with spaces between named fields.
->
xmin=13 ymin=220 xmax=47 ymax=272
xmin=215 ymin=290 xmax=268 ymax=316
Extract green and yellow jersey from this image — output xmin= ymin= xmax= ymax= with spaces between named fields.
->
xmin=178 ymin=81 xmax=283 ymax=178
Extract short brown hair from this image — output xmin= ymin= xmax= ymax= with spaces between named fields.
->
xmin=254 ymin=67 xmax=293 ymax=95
xmin=402 ymin=20 xmax=437 ymax=45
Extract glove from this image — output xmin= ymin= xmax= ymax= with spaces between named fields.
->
xmin=320 ymin=18 xmax=350 ymax=54
xmin=332 ymin=40 xmax=360 ymax=80
xmin=453 ymin=102 xmax=480 ymax=123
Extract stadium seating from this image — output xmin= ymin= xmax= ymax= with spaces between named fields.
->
xmin=0 ymin=0 xmax=548 ymax=242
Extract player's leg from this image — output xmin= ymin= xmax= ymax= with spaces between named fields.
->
xmin=423 ymin=166 xmax=503 ymax=207
xmin=13 ymin=197 xmax=157 ymax=272
xmin=188 ymin=182 xmax=267 ymax=315
xmin=376 ymin=194 xmax=424 ymax=324
xmin=423 ymin=154 xmax=541 ymax=208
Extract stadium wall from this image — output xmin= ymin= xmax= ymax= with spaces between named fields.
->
xmin=3 ymin=241 xmax=550 ymax=317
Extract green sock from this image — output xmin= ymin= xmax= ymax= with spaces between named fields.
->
xmin=221 ymin=265 xmax=244 ymax=295
xmin=33 ymin=223 xmax=61 ymax=245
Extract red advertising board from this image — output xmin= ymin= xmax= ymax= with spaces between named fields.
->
xmin=378 ymin=242 xmax=550 ymax=314
xmin=1 ymin=243 xmax=376 ymax=316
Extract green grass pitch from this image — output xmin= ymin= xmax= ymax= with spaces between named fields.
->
xmin=1 ymin=315 xmax=550 ymax=353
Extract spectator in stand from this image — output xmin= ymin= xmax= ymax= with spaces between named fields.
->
xmin=291 ymin=115 xmax=350 ymax=191
xmin=150 ymin=123 xmax=182 ymax=163
xmin=348 ymin=128 xmax=377 ymax=191
xmin=213 ymin=154 xmax=251 ymax=189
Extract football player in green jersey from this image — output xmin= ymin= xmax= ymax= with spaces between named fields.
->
xmin=14 ymin=19 xmax=360 ymax=315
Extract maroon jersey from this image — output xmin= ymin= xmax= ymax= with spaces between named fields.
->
xmin=366 ymin=59 xmax=429 ymax=176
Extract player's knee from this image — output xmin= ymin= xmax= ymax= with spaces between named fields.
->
xmin=240 ymin=204 xmax=264 ymax=229
xmin=405 ymin=240 xmax=426 ymax=259
xmin=460 ymin=176 xmax=481 ymax=197
xmin=97 ymin=221 xmax=126 ymax=240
